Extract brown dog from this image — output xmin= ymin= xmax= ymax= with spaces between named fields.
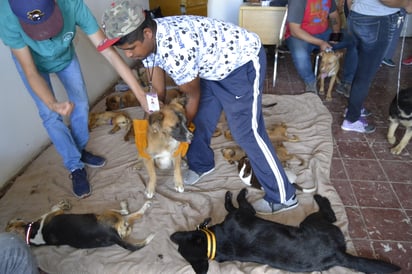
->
xmin=134 ymin=96 xmax=193 ymax=199
xmin=318 ymin=50 xmax=343 ymax=101
xmin=5 ymin=200 xmax=154 ymax=251
xmin=267 ymin=122 xmax=300 ymax=143
xmin=88 ymin=111 xmax=134 ymax=141
xmin=106 ymin=90 xmax=141 ymax=111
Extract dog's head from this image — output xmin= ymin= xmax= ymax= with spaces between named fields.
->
xmin=170 ymin=229 xmax=210 ymax=274
xmin=319 ymin=50 xmax=343 ymax=78
xmin=113 ymin=113 xmax=132 ymax=130
xmin=106 ymin=95 xmax=121 ymax=111
xmin=148 ymin=96 xmax=193 ymax=143
xmin=5 ymin=218 xmax=28 ymax=237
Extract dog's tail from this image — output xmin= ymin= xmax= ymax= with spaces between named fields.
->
xmin=118 ymin=233 xmax=155 ymax=252
xmin=341 ymin=253 xmax=401 ymax=273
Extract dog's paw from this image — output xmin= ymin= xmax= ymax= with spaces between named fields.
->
xmin=119 ymin=200 xmax=130 ymax=215
xmin=142 ymin=201 xmax=152 ymax=211
xmin=387 ymin=136 xmax=396 ymax=145
xmin=55 ymin=199 xmax=71 ymax=211
xmin=391 ymin=145 xmax=404 ymax=155
xmin=175 ymin=185 xmax=184 ymax=193
xmin=144 ymin=190 xmax=155 ymax=199
xmin=325 ymin=96 xmax=332 ymax=101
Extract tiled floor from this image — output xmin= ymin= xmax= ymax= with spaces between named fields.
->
xmin=263 ymin=39 xmax=412 ymax=273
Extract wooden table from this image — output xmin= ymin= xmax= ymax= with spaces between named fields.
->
xmin=238 ymin=3 xmax=287 ymax=45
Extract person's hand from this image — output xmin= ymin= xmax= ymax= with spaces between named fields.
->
xmin=319 ymin=40 xmax=333 ymax=52
xmin=51 ymin=101 xmax=74 ymax=116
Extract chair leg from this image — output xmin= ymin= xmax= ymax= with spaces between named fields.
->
xmin=314 ymin=54 xmax=320 ymax=78
xmin=273 ymin=49 xmax=278 ymax=87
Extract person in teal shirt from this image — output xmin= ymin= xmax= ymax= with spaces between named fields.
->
xmin=0 ymin=0 xmax=149 ymax=198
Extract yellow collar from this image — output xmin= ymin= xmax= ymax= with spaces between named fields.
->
xmin=200 ymin=227 xmax=216 ymax=260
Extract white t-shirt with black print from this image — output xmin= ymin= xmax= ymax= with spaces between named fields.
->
xmin=144 ymin=15 xmax=261 ymax=86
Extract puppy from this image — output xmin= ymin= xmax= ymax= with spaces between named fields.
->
xmin=221 ymin=146 xmax=246 ymax=164
xmin=387 ymin=88 xmax=412 ymax=155
xmin=135 ymin=96 xmax=193 ymax=199
xmin=266 ymin=122 xmax=299 ymax=143
xmin=170 ymin=188 xmax=400 ymax=274
xmin=221 ymin=142 xmax=303 ymax=168
xmin=6 ymin=200 xmax=154 ymax=251
xmin=88 ymin=111 xmax=134 ymax=141
xmin=318 ymin=50 xmax=343 ymax=101
xmin=237 ymin=155 xmax=313 ymax=193
xmin=106 ymin=90 xmax=141 ymax=111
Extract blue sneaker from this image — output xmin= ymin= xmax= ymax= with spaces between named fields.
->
xmin=252 ymin=195 xmax=299 ymax=215
xmin=70 ymin=168 xmax=91 ymax=199
xmin=183 ymin=168 xmax=215 ymax=185
xmin=81 ymin=150 xmax=106 ymax=168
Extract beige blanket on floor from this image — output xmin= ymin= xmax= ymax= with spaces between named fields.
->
xmin=0 ymin=93 xmax=359 ymax=274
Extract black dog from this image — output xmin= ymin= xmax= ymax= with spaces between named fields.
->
xmin=6 ymin=200 xmax=154 ymax=251
xmin=387 ymin=88 xmax=412 ymax=155
xmin=170 ymin=188 xmax=400 ymax=274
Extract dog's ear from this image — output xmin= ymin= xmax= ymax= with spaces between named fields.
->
xmin=336 ymin=51 xmax=344 ymax=58
xmin=148 ymin=111 xmax=164 ymax=133
xmin=170 ymin=231 xmax=209 ymax=274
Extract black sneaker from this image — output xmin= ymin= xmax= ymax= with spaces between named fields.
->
xmin=81 ymin=150 xmax=106 ymax=168
xmin=70 ymin=168 xmax=91 ymax=199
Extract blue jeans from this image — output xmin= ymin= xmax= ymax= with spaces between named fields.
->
xmin=187 ymin=47 xmax=296 ymax=204
xmin=286 ymin=28 xmax=358 ymax=85
xmin=0 ymin=233 xmax=39 ymax=274
xmin=12 ymin=53 xmax=89 ymax=171
xmin=345 ymin=11 xmax=400 ymax=122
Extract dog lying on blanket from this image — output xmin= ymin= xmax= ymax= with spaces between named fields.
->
xmin=387 ymin=88 xmax=412 ymax=155
xmin=134 ymin=96 xmax=193 ymax=199
xmin=318 ymin=50 xmax=343 ymax=101
xmin=5 ymin=200 xmax=154 ymax=251
xmin=170 ymin=188 xmax=401 ymax=274
xmin=88 ymin=111 xmax=134 ymax=141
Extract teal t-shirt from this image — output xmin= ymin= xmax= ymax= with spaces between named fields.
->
xmin=0 ymin=0 xmax=99 ymax=72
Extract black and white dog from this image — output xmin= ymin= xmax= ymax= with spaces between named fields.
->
xmin=170 ymin=188 xmax=400 ymax=274
xmin=387 ymin=88 xmax=412 ymax=155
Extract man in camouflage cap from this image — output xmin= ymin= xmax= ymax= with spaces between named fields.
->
xmin=100 ymin=0 xmax=298 ymax=214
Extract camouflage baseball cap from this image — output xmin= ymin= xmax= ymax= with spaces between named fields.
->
xmin=97 ymin=0 xmax=145 ymax=52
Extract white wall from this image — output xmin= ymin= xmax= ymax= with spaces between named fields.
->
xmin=207 ymin=0 xmax=244 ymax=25
xmin=0 ymin=0 xmax=149 ymax=188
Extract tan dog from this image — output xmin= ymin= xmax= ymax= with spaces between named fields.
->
xmin=5 ymin=200 xmax=154 ymax=251
xmin=318 ymin=50 xmax=343 ymax=101
xmin=134 ymin=96 xmax=193 ymax=199
xmin=221 ymin=146 xmax=246 ymax=164
xmin=88 ymin=111 xmax=134 ymax=141
xmin=267 ymin=122 xmax=300 ymax=143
